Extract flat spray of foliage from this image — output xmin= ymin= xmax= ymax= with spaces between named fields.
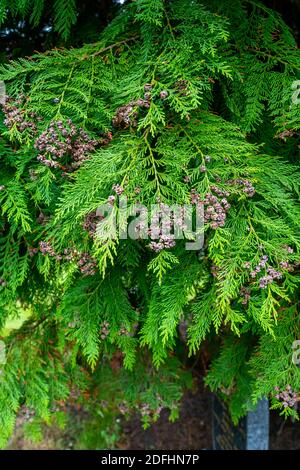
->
xmin=0 ymin=0 xmax=300 ymax=447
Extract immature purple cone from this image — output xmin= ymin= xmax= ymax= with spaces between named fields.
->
xmin=280 ymin=261 xmax=290 ymax=270
xmin=28 ymin=247 xmax=38 ymax=257
xmin=140 ymin=403 xmax=151 ymax=416
xmin=282 ymin=244 xmax=294 ymax=254
xmin=77 ymin=252 xmax=97 ymax=276
xmin=203 ymin=191 xmax=230 ymax=229
xmin=159 ymin=90 xmax=168 ymax=99
xmin=39 ymin=241 xmax=56 ymax=256
xmin=259 ymin=268 xmax=282 ymax=289
xmin=144 ymin=83 xmax=153 ymax=92
xmin=228 ymin=178 xmax=256 ymax=197
xmin=149 ymin=234 xmax=176 ymax=253
xmin=240 ymin=286 xmax=251 ymax=305
xmin=112 ymin=96 xmax=151 ymax=128
xmin=83 ymin=211 xmax=104 ymax=238
xmin=190 ymin=188 xmax=200 ymax=204
xmin=275 ymin=386 xmax=300 ymax=409
xmin=100 ymin=321 xmax=110 ymax=340
xmin=35 ymin=120 xmax=98 ymax=171
xmin=112 ymin=184 xmax=124 ymax=196
xmin=108 ymin=195 xmax=116 ymax=205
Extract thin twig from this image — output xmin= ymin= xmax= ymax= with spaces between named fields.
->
xmin=92 ymin=36 xmax=139 ymax=57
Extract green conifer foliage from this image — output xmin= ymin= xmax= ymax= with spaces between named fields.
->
xmin=0 ymin=0 xmax=300 ymax=446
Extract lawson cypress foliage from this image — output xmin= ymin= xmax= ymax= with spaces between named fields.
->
xmin=0 ymin=0 xmax=300 ymax=446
